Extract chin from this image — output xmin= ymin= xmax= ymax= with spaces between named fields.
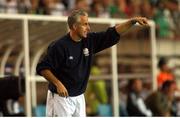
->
xmin=79 ymin=33 xmax=87 ymax=39
xmin=82 ymin=35 xmax=87 ymax=38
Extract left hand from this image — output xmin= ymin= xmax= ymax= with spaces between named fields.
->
xmin=131 ymin=17 xmax=149 ymax=26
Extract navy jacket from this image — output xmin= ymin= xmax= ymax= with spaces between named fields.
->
xmin=36 ymin=27 xmax=120 ymax=96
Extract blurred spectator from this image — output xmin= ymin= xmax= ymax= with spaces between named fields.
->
xmin=163 ymin=0 xmax=180 ymax=39
xmin=126 ymin=79 xmax=152 ymax=116
xmin=67 ymin=0 xmax=90 ymax=17
xmin=145 ymin=80 xmax=177 ymax=116
xmin=6 ymin=0 xmax=18 ymax=14
xmin=36 ymin=0 xmax=48 ymax=14
xmin=85 ymin=57 xmax=108 ymax=116
xmin=31 ymin=0 xmax=65 ymax=15
xmin=66 ymin=0 xmax=75 ymax=10
xmin=157 ymin=57 xmax=180 ymax=116
xmin=112 ymin=0 xmax=128 ymax=18
xmin=101 ymin=0 xmax=116 ymax=18
xmin=18 ymin=0 xmax=31 ymax=14
xmin=125 ymin=0 xmax=142 ymax=17
xmin=0 ymin=0 xmax=178 ymax=40
xmin=74 ymin=0 xmax=90 ymax=12
xmin=48 ymin=0 xmax=66 ymax=16
xmin=119 ymin=80 xmax=128 ymax=116
xmin=29 ymin=0 xmax=46 ymax=14
xmin=140 ymin=0 xmax=155 ymax=19
xmin=153 ymin=0 xmax=174 ymax=38
xmin=0 ymin=0 xmax=6 ymax=13
xmin=89 ymin=1 xmax=106 ymax=17
xmin=157 ymin=57 xmax=174 ymax=89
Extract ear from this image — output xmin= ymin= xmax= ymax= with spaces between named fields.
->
xmin=73 ymin=24 xmax=77 ymax=30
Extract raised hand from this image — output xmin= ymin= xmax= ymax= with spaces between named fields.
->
xmin=131 ymin=17 xmax=149 ymax=26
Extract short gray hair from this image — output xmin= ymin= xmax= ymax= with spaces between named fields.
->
xmin=67 ymin=9 xmax=88 ymax=29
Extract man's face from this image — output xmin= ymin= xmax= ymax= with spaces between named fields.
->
xmin=134 ymin=79 xmax=142 ymax=93
xmin=74 ymin=15 xmax=90 ymax=39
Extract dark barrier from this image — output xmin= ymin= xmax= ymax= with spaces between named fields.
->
xmin=0 ymin=76 xmax=25 ymax=100
xmin=0 ymin=76 xmax=25 ymax=116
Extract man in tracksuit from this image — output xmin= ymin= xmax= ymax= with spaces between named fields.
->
xmin=36 ymin=9 xmax=148 ymax=117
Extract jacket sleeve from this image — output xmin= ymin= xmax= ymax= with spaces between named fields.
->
xmin=36 ymin=42 xmax=64 ymax=76
xmin=89 ymin=27 xmax=120 ymax=54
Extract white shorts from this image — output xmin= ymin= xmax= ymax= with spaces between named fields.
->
xmin=46 ymin=90 xmax=86 ymax=117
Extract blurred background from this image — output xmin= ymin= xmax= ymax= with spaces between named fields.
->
xmin=0 ymin=0 xmax=179 ymax=117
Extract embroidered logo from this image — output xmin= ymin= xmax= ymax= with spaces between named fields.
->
xmin=69 ymin=56 xmax=73 ymax=60
xmin=83 ymin=48 xmax=89 ymax=56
